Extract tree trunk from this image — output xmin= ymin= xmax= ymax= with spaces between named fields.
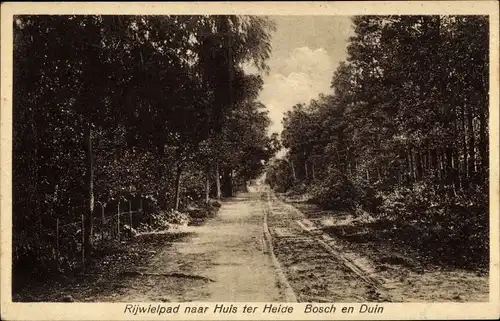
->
xmin=215 ymin=163 xmax=221 ymax=200
xmin=303 ymin=151 xmax=308 ymax=180
xmin=452 ymin=148 xmax=460 ymax=191
xmin=462 ymin=104 xmax=468 ymax=189
xmin=222 ymin=167 xmax=233 ymax=197
xmin=429 ymin=148 xmax=437 ymax=181
xmin=395 ymin=166 xmax=401 ymax=184
xmin=427 ymin=149 xmax=432 ymax=179
xmin=467 ymin=103 xmax=476 ymax=178
xmin=311 ymin=160 xmax=315 ymax=181
xmin=174 ymin=163 xmax=183 ymax=211
xmin=445 ymin=146 xmax=453 ymax=186
xmin=205 ymin=165 xmax=210 ymax=205
xmin=421 ymin=150 xmax=426 ymax=179
xmin=415 ymin=148 xmax=423 ymax=181
xmin=478 ymin=99 xmax=488 ymax=184
xmin=438 ymin=147 xmax=446 ymax=189
xmin=408 ymin=147 xmax=414 ymax=183
xmin=335 ymin=145 xmax=341 ymax=169
xmin=83 ymin=122 xmax=94 ymax=265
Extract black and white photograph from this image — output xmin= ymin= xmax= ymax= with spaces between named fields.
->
xmin=1 ymin=1 xmax=499 ymax=320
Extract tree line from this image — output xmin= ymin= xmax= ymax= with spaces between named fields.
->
xmin=267 ymin=16 xmax=489 ymax=268
xmin=13 ymin=15 xmax=279 ymax=273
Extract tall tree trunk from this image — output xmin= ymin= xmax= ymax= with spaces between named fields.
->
xmin=445 ymin=146 xmax=453 ymax=187
xmin=222 ymin=167 xmax=233 ymax=197
xmin=215 ymin=163 xmax=221 ymax=200
xmin=462 ymin=104 xmax=468 ymax=189
xmin=452 ymin=105 xmax=460 ymax=191
xmin=421 ymin=149 xmax=427 ymax=178
xmin=335 ymin=145 xmax=341 ymax=169
xmin=31 ymin=111 xmax=42 ymax=235
xmin=347 ymin=147 xmax=354 ymax=176
xmin=438 ymin=147 xmax=446 ymax=189
xmin=427 ymin=149 xmax=432 ymax=179
xmin=467 ymin=103 xmax=476 ymax=178
xmin=174 ymin=163 xmax=183 ymax=211
xmin=478 ymin=100 xmax=488 ymax=184
xmin=83 ymin=122 xmax=94 ymax=265
xmin=452 ymin=148 xmax=460 ymax=191
xmin=408 ymin=147 xmax=414 ymax=183
xmin=303 ymin=151 xmax=308 ymax=180
xmin=311 ymin=160 xmax=316 ymax=181
xmin=205 ymin=164 xmax=210 ymax=205
xmin=429 ymin=148 xmax=438 ymax=182
xmin=415 ymin=148 xmax=423 ymax=181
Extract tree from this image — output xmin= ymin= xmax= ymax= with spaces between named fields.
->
xmin=12 ymin=15 xmax=277 ymax=274
xmin=267 ymin=15 xmax=489 ymax=267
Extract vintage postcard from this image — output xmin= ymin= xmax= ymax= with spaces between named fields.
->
xmin=1 ymin=1 xmax=499 ymax=320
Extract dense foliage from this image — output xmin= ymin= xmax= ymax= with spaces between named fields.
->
xmin=13 ymin=15 xmax=279 ymax=273
xmin=267 ymin=16 xmax=489 ymax=268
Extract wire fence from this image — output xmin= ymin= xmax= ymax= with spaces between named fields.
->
xmin=54 ymin=197 xmax=147 ymax=269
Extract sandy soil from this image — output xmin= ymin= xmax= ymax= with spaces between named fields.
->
xmin=94 ymin=192 xmax=285 ymax=302
xmin=271 ymin=194 xmax=489 ymax=302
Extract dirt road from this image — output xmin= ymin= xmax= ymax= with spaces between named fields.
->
xmin=97 ymin=191 xmax=286 ymax=302
xmin=49 ymin=186 xmax=485 ymax=303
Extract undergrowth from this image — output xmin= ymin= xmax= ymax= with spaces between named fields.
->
xmin=279 ymin=171 xmax=489 ymax=270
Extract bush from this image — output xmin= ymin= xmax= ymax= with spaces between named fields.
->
xmin=350 ymin=175 xmax=382 ymax=213
xmin=185 ymin=200 xmax=221 ymax=219
xmin=289 ymin=181 xmax=309 ymax=195
xmin=309 ymin=169 xmax=357 ymax=210
xmin=208 ymin=199 xmax=222 ymax=208
xmin=137 ymin=210 xmax=190 ymax=233
xmin=376 ymin=181 xmax=489 ymax=267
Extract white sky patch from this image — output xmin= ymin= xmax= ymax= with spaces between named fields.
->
xmin=242 ymin=16 xmax=354 ymax=148
xmin=260 ymin=46 xmax=336 ymax=135
xmin=255 ymin=16 xmax=353 ymax=138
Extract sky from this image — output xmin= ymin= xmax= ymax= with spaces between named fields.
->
xmin=246 ymin=16 xmax=355 ymax=136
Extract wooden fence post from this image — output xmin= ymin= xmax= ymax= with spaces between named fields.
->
xmin=117 ymin=201 xmax=120 ymax=242
xmin=101 ymin=204 xmax=105 ymax=241
xmin=81 ymin=213 xmax=85 ymax=267
xmin=56 ymin=218 xmax=59 ymax=271
xmin=129 ymin=200 xmax=132 ymax=238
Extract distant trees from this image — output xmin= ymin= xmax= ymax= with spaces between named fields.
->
xmin=267 ymin=15 xmax=489 ymax=267
xmin=13 ymin=15 xmax=277 ymax=272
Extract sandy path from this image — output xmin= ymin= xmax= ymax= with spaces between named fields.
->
xmin=99 ymin=192 xmax=285 ymax=302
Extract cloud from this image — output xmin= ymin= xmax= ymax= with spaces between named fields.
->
xmin=257 ymin=47 xmax=336 ymax=135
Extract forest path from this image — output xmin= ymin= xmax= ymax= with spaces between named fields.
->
xmin=98 ymin=191 xmax=286 ymax=302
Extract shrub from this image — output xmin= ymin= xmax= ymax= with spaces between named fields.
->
xmin=376 ymin=181 xmax=445 ymax=220
xmin=376 ymin=180 xmax=489 ymax=267
xmin=309 ymin=169 xmax=357 ymax=209
xmin=208 ymin=199 xmax=222 ymax=208
xmin=350 ymin=175 xmax=383 ymax=213
xmin=137 ymin=210 xmax=190 ymax=232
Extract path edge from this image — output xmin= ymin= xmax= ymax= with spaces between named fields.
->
xmin=262 ymin=189 xmax=298 ymax=303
